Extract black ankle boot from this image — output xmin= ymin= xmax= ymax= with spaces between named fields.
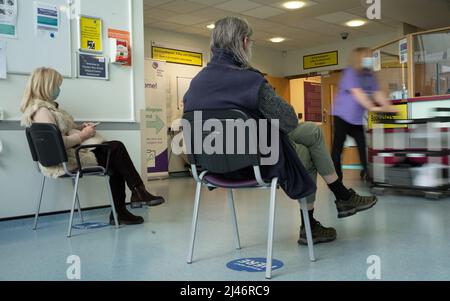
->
xmin=110 ymin=210 xmax=144 ymax=225
xmin=131 ymin=185 xmax=165 ymax=208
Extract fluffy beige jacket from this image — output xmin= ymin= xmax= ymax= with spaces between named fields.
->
xmin=21 ymin=99 xmax=104 ymax=178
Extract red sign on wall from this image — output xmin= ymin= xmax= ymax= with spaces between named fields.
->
xmin=304 ymin=82 xmax=322 ymax=122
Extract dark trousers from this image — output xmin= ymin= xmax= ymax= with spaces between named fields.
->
xmin=331 ymin=116 xmax=368 ymax=180
xmin=93 ymin=141 xmax=143 ymax=210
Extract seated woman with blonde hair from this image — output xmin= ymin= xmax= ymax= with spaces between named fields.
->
xmin=21 ymin=67 xmax=165 ymax=225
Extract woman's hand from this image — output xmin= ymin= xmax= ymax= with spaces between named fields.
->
xmin=81 ymin=122 xmax=95 ymax=129
xmin=79 ymin=126 xmax=96 ymax=141
xmin=379 ymin=105 xmax=398 ymax=113
xmin=370 ymin=105 xmax=398 ymax=114
xmin=386 ymin=106 xmax=398 ymax=113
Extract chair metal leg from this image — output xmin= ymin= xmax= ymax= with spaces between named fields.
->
xmin=187 ymin=182 xmax=202 ymax=264
xmin=227 ymin=189 xmax=241 ymax=250
xmin=33 ymin=176 xmax=46 ymax=230
xmin=72 ymin=178 xmax=84 ymax=223
xmin=67 ymin=173 xmax=80 ymax=238
xmin=300 ymin=198 xmax=316 ymax=262
xmin=76 ymin=196 xmax=84 ymax=223
xmin=265 ymin=178 xmax=278 ymax=280
xmin=105 ymin=176 xmax=119 ymax=229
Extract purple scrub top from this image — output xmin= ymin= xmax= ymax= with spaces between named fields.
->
xmin=332 ymin=67 xmax=379 ymax=125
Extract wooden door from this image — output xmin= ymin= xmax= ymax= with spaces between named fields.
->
xmin=320 ymin=71 xmax=341 ymax=151
xmin=266 ymin=76 xmax=291 ymax=104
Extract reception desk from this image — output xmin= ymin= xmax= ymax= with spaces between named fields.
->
xmin=408 ymin=95 xmax=450 ymax=119
xmin=367 ymin=95 xmax=450 ymax=176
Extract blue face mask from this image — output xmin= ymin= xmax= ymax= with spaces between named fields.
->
xmin=361 ymin=57 xmax=375 ymax=70
xmin=52 ymin=87 xmax=61 ymax=100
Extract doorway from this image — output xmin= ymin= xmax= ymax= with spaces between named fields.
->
xmin=289 ymin=74 xmax=334 ymax=150
xmin=289 ymin=71 xmax=361 ymax=167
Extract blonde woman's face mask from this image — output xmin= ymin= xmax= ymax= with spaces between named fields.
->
xmin=52 ymin=87 xmax=61 ymax=100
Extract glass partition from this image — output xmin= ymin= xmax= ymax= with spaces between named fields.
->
xmin=413 ymin=28 xmax=450 ymax=97
xmin=374 ymin=40 xmax=409 ymax=100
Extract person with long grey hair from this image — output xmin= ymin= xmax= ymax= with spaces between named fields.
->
xmin=184 ymin=16 xmax=378 ymax=245
xmin=210 ymin=16 xmax=253 ymax=68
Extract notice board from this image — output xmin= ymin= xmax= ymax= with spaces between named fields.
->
xmin=152 ymin=46 xmax=203 ymax=67
xmin=3 ymin=0 xmax=71 ymax=76
xmin=304 ymin=81 xmax=322 ymax=122
xmin=78 ymin=52 xmax=108 ymax=80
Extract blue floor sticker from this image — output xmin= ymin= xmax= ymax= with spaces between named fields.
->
xmin=72 ymin=222 xmax=110 ymax=230
xmin=227 ymin=258 xmax=284 ymax=272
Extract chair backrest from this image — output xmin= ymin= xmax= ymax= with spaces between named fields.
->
xmin=183 ymin=109 xmax=260 ymax=174
xmin=25 ymin=123 xmax=68 ymax=167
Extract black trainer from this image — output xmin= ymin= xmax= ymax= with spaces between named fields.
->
xmin=109 ymin=211 xmax=144 ymax=225
xmin=298 ymin=220 xmax=337 ymax=245
xmin=335 ymin=189 xmax=377 ymax=219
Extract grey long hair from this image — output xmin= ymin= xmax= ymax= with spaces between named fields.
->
xmin=210 ymin=17 xmax=253 ymax=68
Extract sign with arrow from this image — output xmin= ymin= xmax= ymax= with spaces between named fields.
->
xmin=146 ymin=113 xmax=165 ymax=135
xmin=141 ymin=59 xmax=169 ymax=179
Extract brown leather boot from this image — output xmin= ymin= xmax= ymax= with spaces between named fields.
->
xmin=131 ymin=185 xmax=165 ymax=208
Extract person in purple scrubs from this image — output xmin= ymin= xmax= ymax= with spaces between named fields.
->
xmin=332 ymin=47 xmax=395 ymax=181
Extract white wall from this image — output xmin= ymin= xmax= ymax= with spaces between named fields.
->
xmin=0 ymin=0 xmax=146 ymax=219
xmin=144 ymin=28 xmax=205 ymax=124
xmin=144 ymin=27 xmax=286 ymax=124
xmin=0 ymin=0 xmax=145 ymax=123
xmin=144 ymin=27 xmax=285 ymax=77
xmin=0 ymin=130 xmax=140 ymax=219
xmin=283 ymin=32 xmax=400 ymax=76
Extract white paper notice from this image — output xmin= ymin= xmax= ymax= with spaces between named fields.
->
xmin=399 ymin=38 xmax=408 ymax=64
xmin=0 ymin=0 xmax=18 ymax=38
xmin=0 ymin=39 xmax=6 ymax=79
xmin=373 ymin=49 xmax=381 ymax=72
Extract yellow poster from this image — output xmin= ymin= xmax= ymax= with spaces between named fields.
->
xmin=79 ymin=16 xmax=103 ymax=53
xmin=152 ymin=46 xmax=203 ymax=67
xmin=368 ymin=104 xmax=408 ymax=129
xmin=304 ymin=51 xmax=338 ymax=69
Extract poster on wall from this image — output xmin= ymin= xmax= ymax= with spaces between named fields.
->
xmin=79 ymin=15 xmax=103 ymax=53
xmin=35 ymin=2 xmax=59 ymax=37
xmin=141 ymin=59 xmax=169 ymax=180
xmin=0 ymin=0 xmax=18 ymax=39
xmin=373 ymin=49 xmax=381 ymax=72
xmin=399 ymin=38 xmax=408 ymax=64
xmin=78 ymin=52 xmax=108 ymax=80
xmin=304 ymin=81 xmax=322 ymax=122
xmin=108 ymin=28 xmax=131 ymax=66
